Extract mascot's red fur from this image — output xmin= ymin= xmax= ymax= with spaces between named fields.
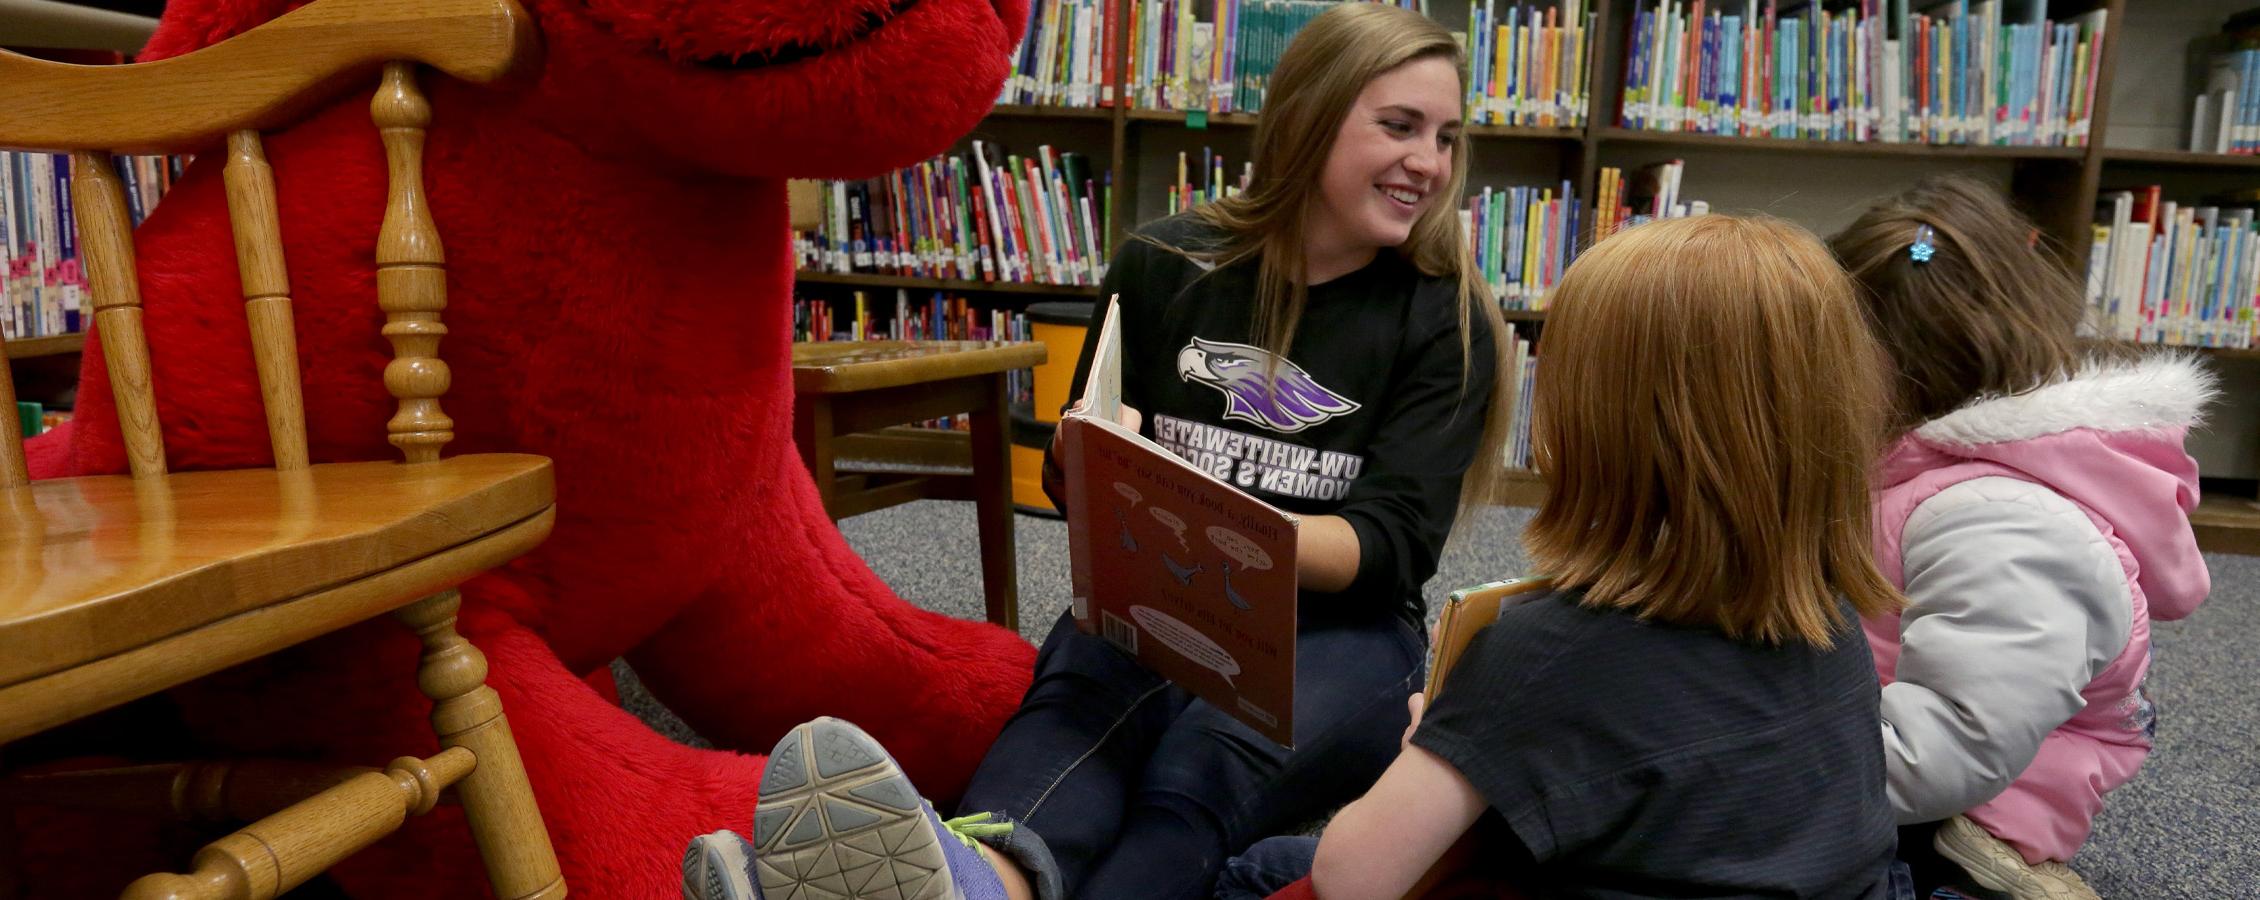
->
xmin=18 ymin=0 xmax=1036 ymax=895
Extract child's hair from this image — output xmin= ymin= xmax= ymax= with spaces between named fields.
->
xmin=1524 ymin=215 xmax=1900 ymax=646
xmin=1828 ymin=175 xmax=2088 ymax=430
xmin=1170 ymin=2 xmax=1509 ymax=511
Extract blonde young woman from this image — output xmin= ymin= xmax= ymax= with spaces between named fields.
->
xmin=682 ymin=5 xmax=1510 ymax=900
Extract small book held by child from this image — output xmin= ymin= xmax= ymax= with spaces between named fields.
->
xmin=1056 ymin=296 xmax=1301 ymax=747
xmin=1424 ymin=576 xmax=1552 ymax=699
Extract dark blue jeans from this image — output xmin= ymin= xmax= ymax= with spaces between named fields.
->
xmin=1214 ymin=835 xmax=1319 ymax=900
xmin=956 ymin=609 xmax=1424 ymax=900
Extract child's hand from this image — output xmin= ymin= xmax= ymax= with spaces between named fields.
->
xmin=1401 ymin=692 xmax=1426 ymax=750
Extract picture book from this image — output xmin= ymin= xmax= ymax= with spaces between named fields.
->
xmin=1057 ymin=297 xmax=1301 ymax=746
xmin=1425 ymin=577 xmax=1554 ymax=699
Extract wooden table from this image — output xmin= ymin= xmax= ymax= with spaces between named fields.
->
xmin=791 ymin=340 xmax=1048 ymax=631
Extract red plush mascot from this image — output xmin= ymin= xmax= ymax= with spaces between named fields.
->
xmin=17 ymin=0 xmax=1036 ymax=895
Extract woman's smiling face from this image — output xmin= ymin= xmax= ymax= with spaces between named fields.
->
xmin=1309 ymin=56 xmax=1462 ymax=257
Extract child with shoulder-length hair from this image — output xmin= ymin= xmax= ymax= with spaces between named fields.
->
xmin=1832 ymin=176 xmax=2213 ymax=900
xmin=1219 ymin=214 xmax=1907 ymax=900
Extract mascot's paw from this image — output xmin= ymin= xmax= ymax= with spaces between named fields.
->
xmin=21 ymin=419 xmax=73 ymax=479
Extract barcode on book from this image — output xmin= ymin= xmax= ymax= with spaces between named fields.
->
xmin=1101 ymin=610 xmax=1137 ymax=655
xmin=1235 ymin=697 xmax=1278 ymax=729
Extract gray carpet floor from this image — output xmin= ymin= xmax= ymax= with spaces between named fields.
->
xmin=621 ymin=501 xmax=2258 ymax=897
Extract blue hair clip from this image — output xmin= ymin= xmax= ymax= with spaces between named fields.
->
xmin=1910 ymin=225 xmax=1937 ymax=264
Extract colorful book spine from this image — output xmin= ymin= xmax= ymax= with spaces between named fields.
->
xmin=1003 ymin=0 xmax=1115 ymax=108
xmin=1619 ymin=0 xmax=2099 ymax=147
xmin=1134 ymin=0 xmax=1508 ymax=116
xmin=2089 ymin=190 xmax=2260 ymax=349
xmin=795 ymin=145 xmax=1109 ymax=288
xmin=1 ymin=151 xmax=184 ymax=341
xmin=1165 ymin=147 xmax=1252 ymax=215
xmin=791 ymin=288 xmax=1042 ymax=416
xmin=1461 ymin=178 xmax=1589 ymax=311
xmin=1461 ymin=2 xmax=1592 ymax=128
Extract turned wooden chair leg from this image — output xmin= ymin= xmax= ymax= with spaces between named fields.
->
xmin=396 ymin=590 xmax=565 ymax=900
xmin=120 ymin=750 xmax=475 ymax=900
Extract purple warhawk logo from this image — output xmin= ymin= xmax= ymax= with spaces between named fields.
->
xmin=1175 ymin=337 xmax=1360 ymax=434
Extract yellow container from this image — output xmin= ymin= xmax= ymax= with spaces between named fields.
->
xmin=1011 ymin=443 xmax=1052 ymax=512
xmin=1013 ymin=301 xmax=1095 ymax=515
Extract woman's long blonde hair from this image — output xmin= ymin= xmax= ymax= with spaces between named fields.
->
xmin=1167 ymin=2 xmax=1510 ymax=512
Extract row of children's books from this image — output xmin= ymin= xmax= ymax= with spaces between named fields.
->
xmin=793 ymin=143 xmax=1111 ymax=288
xmin=1125 ymin=0 xmax=1587 ymax=122
xmin=1466 ymin=181 xmax=1581 ymax=308
xmin=794 ymin=289 xmax=1036 ymax=343
xmin=3 ymin=152 xmax=185 ymax=341
xmin=1593 ymin=159 xmax=1705 ymax=240
xmin=792 ymin=288 xmax=1038 ymax=412
xmin=1131 ymin=0 xmax=1332 ymax=114
xmin=1466 ymin=0 xmax=1592 ymax=128
xmin=1478 ymin=162 xmax=1702 ymax=309
xmin=1003 ymin=0 xmax=1117 ymax=108
xmin=1620 ymin=0 xmax=2106 ymax=147
xmin=2087 ymin=186 xmax=2260 ymax=350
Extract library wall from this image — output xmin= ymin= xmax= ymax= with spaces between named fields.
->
xmin=2106 ymin=0 xmax=2249 ymax=152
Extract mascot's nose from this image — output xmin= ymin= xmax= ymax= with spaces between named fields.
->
xmin=1176 ymin=346 xmax=1206 ymax=380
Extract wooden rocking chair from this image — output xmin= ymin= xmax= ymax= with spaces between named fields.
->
xmin=0 ymin=0 xmax=565 ymax=896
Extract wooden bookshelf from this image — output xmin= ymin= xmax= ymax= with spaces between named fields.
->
xmin=1123 ymin=107 xmax=1583 ymax=144
xmin=2099 ymin=147 xmax=2260 ymax=170
xmin=1125 ymin=108 xmax=1262 ymax=128
xmin=2192 ymin=491 xmax=2260 ymax=556
xmin=2191 ymin=345 xmax=2260 ymax=362
xmin=795 ymin=270 xmax=1101 ymax=298
xmin=4 ymin=332 xmax=86 ymax=360
xmin=1595 ymin=127 xmax=2087 ymax=161
xmin=988 ymin=104 xmax=1113 ymax=122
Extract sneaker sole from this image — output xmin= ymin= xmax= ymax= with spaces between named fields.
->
xmin=1933 ymin=818 xmax=2086 ymax=900
xmin=683 ymin=831 xmax=758 ymax=900
xmin=752 ymin=717 xmax=963 ymax=900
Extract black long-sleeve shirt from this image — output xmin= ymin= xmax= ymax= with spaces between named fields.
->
xmin=1055 ymin=215 xmax=1495 ymax=626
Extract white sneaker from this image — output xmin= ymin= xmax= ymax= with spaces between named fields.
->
xmin=1932 ymin=815 xmax=2100 ymax=900
xmin=682 ymin=830 xmax=759 ymax=900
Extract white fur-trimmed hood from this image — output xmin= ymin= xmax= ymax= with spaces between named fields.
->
xmin=1914 ymin=354 xmax=2218 ymax=448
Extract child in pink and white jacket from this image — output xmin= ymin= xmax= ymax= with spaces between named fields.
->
xmin=1832 ymin=177 xmax=2214 ymax=900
